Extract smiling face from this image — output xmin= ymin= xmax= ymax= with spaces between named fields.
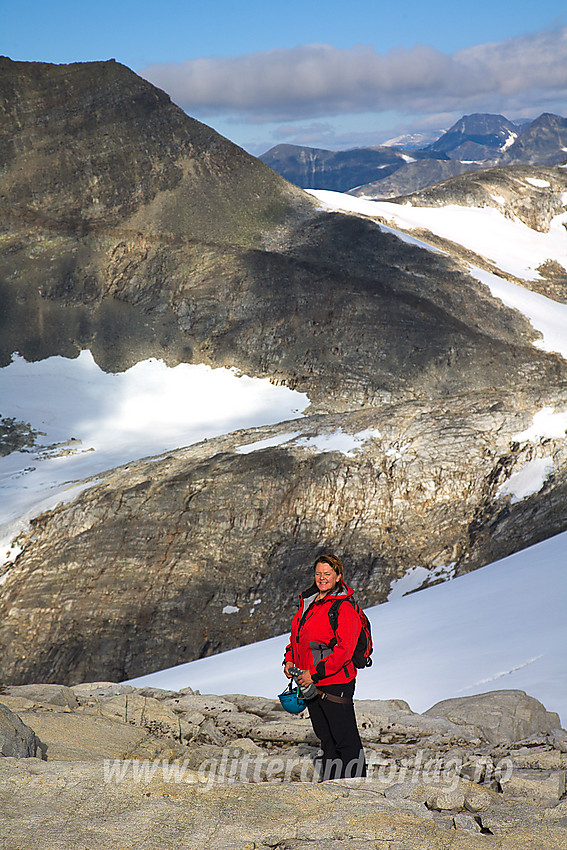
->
xmin=314 ymin=561 xmax=339 ymax=595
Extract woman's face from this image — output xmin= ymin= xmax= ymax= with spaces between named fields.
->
xmin=315 ymin=561 xmax=339 ymax=594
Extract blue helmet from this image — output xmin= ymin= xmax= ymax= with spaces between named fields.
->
xmin=278 ymin=682 xmax=306 ymax=714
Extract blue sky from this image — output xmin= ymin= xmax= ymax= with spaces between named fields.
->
xmin=4 ymin=1 xmax=567 ymax=153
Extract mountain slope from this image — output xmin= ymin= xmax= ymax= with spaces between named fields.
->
xmin=0 ymin=57 xmax=312 ymax=369
xmin=502 ymin=113 xmax=567 ymax=165
xmin=425 ymin=113 xmax=521 ymax=160
xmin=0 ymin=57 xmax=304 ymax=243
xmin=343 ymin=164 xmax=567 ymax=303
xmin=259 ymin=143 xmax=440 ymax=192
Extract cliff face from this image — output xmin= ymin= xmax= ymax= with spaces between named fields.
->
xmin=1 ymin=60 xmax=567 ymax=684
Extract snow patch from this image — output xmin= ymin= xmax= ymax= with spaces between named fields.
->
xmin=293 ymin=428 xmax=381 ymax=456
xmin=235 ymin=432 xmax=302 ymax=454
xmin=222 ymin=606 xmax=239 ymax=615
xmin=387 ymin=562 xmax=455 ymax=601
xmin=525 ymin=177 xmax=551 ymax=188
xmin=0 ymin=352 xmax=310 ymax=565
xmin=514 ymin=407 xmax=567 ymax=442
xmin=385 ymin=443 xmax=410 ymax=461
xmin=236 ymin=428 xmax=381 ymax=457
xmin=467 ymin=266 xmax=567 ymax=360
xmin=497 ymin=457 xmax=555 ymax=503
xmin=500 ymin=132 xmax=518 ymax=152
xmin=490 ymin=194 xmax=506 ymax=205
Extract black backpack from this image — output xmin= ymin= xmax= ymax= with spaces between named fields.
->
xmin=328 ymin=598 xmax=373 ymax=668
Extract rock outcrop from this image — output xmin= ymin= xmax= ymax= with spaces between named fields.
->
xmin=0 ymin=702 xmax=42 ymax=758
xmin=0 ymin=685 xmax=565 ymax=849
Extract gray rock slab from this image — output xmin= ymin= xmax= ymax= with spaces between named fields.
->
xmin=3 ymin=684 xmax=78 ymax=708
xmin=501 ymin=767 xmax=567 ymax=803
xmin=360 ymin=711 xmax=480 ymax=743
xmin=163 ymin=693 xmax=238 ymax=717
xmin=355 ymin=698 xmax=413 ymax=717
xmin=0 ymin=702 xmax=43 ymax=758
xmin=425 ymin=690 xmax=562 ymax=744
xmin=71 ymin=681 xmax=137 ymax=702
xmin=92 ymin=693 xmax=182 ymax=739
xmin=250 ymin=719 xmax=318 ymax=745
xmin=14 ymin=709 xmax=185 ymax=761
xmin=221 ymin=693 xmax=281 ymax=716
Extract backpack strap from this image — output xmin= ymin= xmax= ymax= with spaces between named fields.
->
xmin=327 ymin=598 xmax=343 ymax=647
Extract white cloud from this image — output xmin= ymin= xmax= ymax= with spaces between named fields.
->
xmin=140 ymin=26 xmax=567 ymax=124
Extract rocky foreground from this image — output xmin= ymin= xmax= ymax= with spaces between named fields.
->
xmin=1 ymin=683 xmax=566 ymax=849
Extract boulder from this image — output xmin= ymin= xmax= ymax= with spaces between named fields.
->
xmin=500 ymin=768 xmax=567 ymax=803
xmin=384 ymin=776 xmax=493 ymax=814
xmin=424 ymin=690 xmax=561 ymax=743
xmin=71 ymin=682 xmax=136 ymax=703
xmin=453 ymin=812 xmax=483 ymax=833
xmin=3 ymin=684 xmax=78 ymax=709
xmin=0 ymin=702 xmax=43 ymax=758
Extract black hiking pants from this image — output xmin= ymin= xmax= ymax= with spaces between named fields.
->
xmin=307 ymin=680 xmax=367 ymax=780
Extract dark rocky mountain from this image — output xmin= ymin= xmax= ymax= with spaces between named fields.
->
xmin=425 ymin=113 xmax=521 ymax=160
xmin=354 ymin=114 xmax=567 ymax=199
xmin=502 ymin=112 xmax=567 ymax=165
xmin=0 ymin=57 xmax=313 ymax=369
xmin=262 ymin=113 xmax=567 ymax=200
xmin=1 ymin=60 xmax=567 ymax=684
xmin=259 ymin=143 xmax=442 ymax=192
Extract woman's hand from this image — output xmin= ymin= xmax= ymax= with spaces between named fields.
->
xmin=297 ymin=670 xmax=313 ymax=687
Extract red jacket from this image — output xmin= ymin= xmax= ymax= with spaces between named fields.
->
xmin=284 ymin=581 xmax=359 ymax=686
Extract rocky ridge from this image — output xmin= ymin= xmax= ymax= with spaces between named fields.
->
xmin=0 ymin=684 xmax=565 ymax=848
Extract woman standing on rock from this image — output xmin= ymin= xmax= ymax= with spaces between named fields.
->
xmin=283 ymin=554 xmax=367 ymax=780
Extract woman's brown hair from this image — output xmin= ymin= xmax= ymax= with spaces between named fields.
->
xmin=313 ymin=554 xmax=344 ymax=580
